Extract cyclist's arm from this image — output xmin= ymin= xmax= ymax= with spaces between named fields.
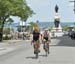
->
xmin=30 ymin=34 xmax=33 ymax=45
xmin=48 ymin=32 xmax=51 ymax=42
xmin=41 ymin=33 xmax=45 ymax=44
xmin=38 ymin=33 xmax=42 ymax=44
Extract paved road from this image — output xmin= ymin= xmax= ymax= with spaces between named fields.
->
xmin=0 ymin=36 xmax=74 ymax=64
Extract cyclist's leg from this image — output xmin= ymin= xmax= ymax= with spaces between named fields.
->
xmin=47 ymin=41 xmax=50 ymax=54
xmin=43 ymin=41 xmax=45 ymax=50
xmin=36 ymin=40 xmax=40 ymax=53
xmin=33 ymin=42 xmax=36 ymax=54
xmin=33 ymin=40 xmax=40 ymax=54
xmin=43 ymin=38 xmax=46 ymax=50
xmin=44 ymin=38 xmax=48 ymax=51
xmin=44 ymin=42 xmax=48 ymax=52
xmin=44 ymin=41 xmax=48 ymax=56
xmin=33 ymin=42 xmax=39 ymax=58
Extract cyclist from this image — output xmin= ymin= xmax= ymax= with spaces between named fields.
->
xmin=42 ymin=29 xmax=51 ymax=54
xmin=31 ymin=27 xmax=41 ymax=55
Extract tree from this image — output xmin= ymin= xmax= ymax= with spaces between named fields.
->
xmin=0 ymin=0 xmax=34 ymax=41
xmin=29 ymin=22 xmax=39 ymax=32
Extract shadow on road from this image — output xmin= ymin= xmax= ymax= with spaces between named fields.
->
xmin=26 ymin=54 xmax=48 ymax=59
xmin=26 ymin=36 xmax=74 ymax=60
xmin=26 ymin=56 xmax=38 ymax=59
xmin=39 ymin=54 xmax=47 ymax=57
xmin=51 ymin=36 xmax=75 ymax=47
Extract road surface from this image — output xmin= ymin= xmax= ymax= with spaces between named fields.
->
xmin=0 ymin=36 xmax=74 ymax=64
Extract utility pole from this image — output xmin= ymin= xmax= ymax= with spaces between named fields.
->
xmin=70 ymin=0 xmax=75 ymax=28
xmin=70 ymin=0 xmax=75 ymax=14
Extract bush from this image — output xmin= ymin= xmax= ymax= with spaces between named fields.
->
xmin=62 ymin=26 xmax=69 ymax=31
xmin=3 ymin=34 xmax=11 ymax=40
xmin=3 ymin=27 xmax=10 ymax=34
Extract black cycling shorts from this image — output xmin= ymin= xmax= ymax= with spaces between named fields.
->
xmin=44 ymin=37 xmax=48 ymax=41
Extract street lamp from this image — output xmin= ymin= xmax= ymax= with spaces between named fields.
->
xmin=70 ymin=0 xmax=75 ymax=14
xmin=22 ymin=19 xmax=27 ymax=40
xmin=24 ymin=19 xmax=27 ymax=32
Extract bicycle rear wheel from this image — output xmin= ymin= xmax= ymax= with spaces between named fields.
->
xmin=35 ymin=52 xmax=38 ymax=58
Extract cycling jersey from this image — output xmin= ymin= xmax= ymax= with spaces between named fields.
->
xmin=33 ymin=31 xmax=40 ymax=41
xmin=43 ymin=31 xmax=49 ymax=41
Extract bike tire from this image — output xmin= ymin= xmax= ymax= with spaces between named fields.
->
xmin=44 ymin=42 xmax=49 ymax=56
xmin=35 ymin=53 xmax=38 ymax=58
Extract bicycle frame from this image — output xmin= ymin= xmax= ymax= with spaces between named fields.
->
xmin=43 ymin=40 xmax=49 ymax=56
xmin=33 ymin=41 xmax=40 ymax=58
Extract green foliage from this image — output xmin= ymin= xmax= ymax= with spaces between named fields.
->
xmin=29 ymin=22 xmax=39 ymax=31
xmin=62 ymin=26 xmax=69 ymax=31
xmin=3 ymin=35 xmax=10 ymax=40
xmin=0 ymin=0 xmax=34 ymax=41
xmin=29 ymin=22 xmax=38 ymax=28
xmin=48 ymin=26 xmax=53 ymax=31
xmin=0 ymin=0 xmax=34 ymax=21
xmin=17 ymin=26 xmax=21 ymax=32
xmin=6 ymin=18 xmax=14 ymax=24
xmin=3 ymin=27 xmax=11 ymax=40
xmin=74 ymin=27 xmax=75 ymax=30
xmin=3 ymin=27 xmax=10 ymax=34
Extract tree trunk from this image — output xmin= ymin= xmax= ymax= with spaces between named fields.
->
xmin=0 ymin=32 xmax=3 ymax=42
xmin=0 ymin=19 xmax=5 ymax=42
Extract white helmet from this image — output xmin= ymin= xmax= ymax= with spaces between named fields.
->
xmin=44 ymin=29 xmax=48 ymax=31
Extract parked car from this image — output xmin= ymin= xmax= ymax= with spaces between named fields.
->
xmin=68 ymin=30 xmax=75 ymax=39
xmin=70 ymin=31 xmax=75 ymax=39
xmin=68 ymin=31 xmax=72 ymax=37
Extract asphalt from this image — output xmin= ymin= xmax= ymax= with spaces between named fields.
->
xmin=0 ymin=36 xmax=74 ymax=64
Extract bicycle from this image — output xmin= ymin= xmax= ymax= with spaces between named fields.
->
xmin=43 ymin=39 xmax=50 ymax=56
xmin=31 ymin=40 xmax=40 ymax=58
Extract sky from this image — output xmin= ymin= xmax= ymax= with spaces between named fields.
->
xmin=13 ymin=0 xmax=75 ymax=23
